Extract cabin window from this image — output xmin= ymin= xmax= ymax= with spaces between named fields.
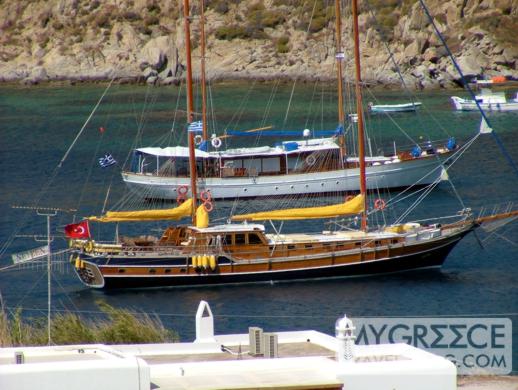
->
xmin=287 ymin=244 xmax=296 ymax=250
xmin=223 ymin=235 xmax=233 ymax=245
xmin=305 ymin=244 xmax=313 ymax=249
xmin=165 ymin=269 xmax=172 ymax=274
xmin=235 ymin=234 xmax=246 ymax=244
xmin=391 ymin=239 xmax=398 ymax=245
xmin=355 ymin=242 xmax=361 ymax=247
xmin=248 ymin=233 xmax=263 ymax=244
xmin=149 ymin=269 xmax=156 ymax=274
xmin=118 ymin=268 xmax=126 ymax=273
xmin=262 ymin=157 xmax=281 ymax=173
xmin=375 ymin=240 xmax=382 ymax=246
xmin=323 ymin=242 xmax=332 ymax=247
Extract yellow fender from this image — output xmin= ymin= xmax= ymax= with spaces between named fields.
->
xmin=201 ymin=255 xmax=209 ymax=269
xmin=191 ymin=256 xmax=198 ymax=268
xmin=209 ymin=255 xmax=217 ymax=271
xmin=84 ymin=241 xmax=94 ymax=253
xmin=74 ymin=256 xmax=81 ymax=268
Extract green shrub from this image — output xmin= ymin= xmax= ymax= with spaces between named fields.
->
xmin=276 ymin=36 xmax=290 ymax=53
xmin=144 ymin=15 xmax=160 ymax=26
xmin=215 ymin=25 xmax=250 ymax=40
xmin=294 ymin=0 xmax=333 ymax=33
xmin=0 ymin=302 xmax=177 ymax=347
xmin=122 ymin=11 xmax=141 ymax=21
xmin=96 ymin=301 xmax=176 ymax=344
xmin=147 ymin=2 xmax=161 ymax=14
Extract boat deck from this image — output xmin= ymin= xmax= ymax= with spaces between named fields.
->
xmin=266 ymin=230 xmax=395 ymax=244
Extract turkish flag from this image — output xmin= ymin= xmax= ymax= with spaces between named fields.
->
xmin=65 ymin=221 xmax=91 ymax=239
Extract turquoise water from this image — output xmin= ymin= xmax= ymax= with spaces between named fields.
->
xmin=0 ymin=82 xmax=517 ymax=371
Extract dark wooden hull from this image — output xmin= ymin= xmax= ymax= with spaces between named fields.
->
xmin=75 ymin=230 xmax=468 ymax=289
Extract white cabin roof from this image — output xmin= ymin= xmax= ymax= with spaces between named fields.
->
xmin=190 ymin=224 xmax=266 ymax=233
xmin=136 ymin=138 xmax=339 ymax=159
xmin=136 ymin=146 xmax=212 ymax=158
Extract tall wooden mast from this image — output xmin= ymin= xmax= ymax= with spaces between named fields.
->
xmin=351 ymin=0 xmax=368 ymax=231
xmin=335 ymin=0 xmax=346 ymax=158
xmin=183 ymin=0 xmax=198 ymax=223
xmin=200 ymin=0 xmax=208 ymax=142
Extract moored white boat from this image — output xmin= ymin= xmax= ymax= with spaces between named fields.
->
xmin=451 ymin=89 xmax=518 ymax=111
xmin=122 ymin=140 xmax=452 ymax=199
xmin=368 ymin=102 xmax=422 ymax=113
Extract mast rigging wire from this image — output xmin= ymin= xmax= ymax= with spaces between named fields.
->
xmin=418 ymin=0 xmax=518 ymax=178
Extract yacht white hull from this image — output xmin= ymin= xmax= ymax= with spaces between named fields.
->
xmin=122 ymin=156 xmax=447 ymax=199
xmin=451 ymin=96 xmax=518 ymax=111
xmin=369 ymin=102 xmax=422 ymax=113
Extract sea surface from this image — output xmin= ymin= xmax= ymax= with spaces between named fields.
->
xmin=0 ymin=82 xmax=517 ymax=372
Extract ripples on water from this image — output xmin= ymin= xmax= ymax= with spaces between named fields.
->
xmin=0 ymin=84 xmax=517 ymax=369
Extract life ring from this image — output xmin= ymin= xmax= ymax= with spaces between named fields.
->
xmin=200 ymin=190 xmax=212 ymax=202
xmin=345 ymin=195 xmax=354 ymax=202
xmin=211 ymin=137 xmax=222 ymax=148
xmin=194 ymin=134 xmax=203 ymax=145
xmin=203 ymin=201 xmax=213 ymax=212
xmin=177 ymin=185 xmax=188 ymax=195
xmin=305 ymin=155 xmax=316 ymax=166
xmin=374 ymin=199 xmax=386 ymax=210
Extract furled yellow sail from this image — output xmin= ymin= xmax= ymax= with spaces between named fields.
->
xmin=231 ymin=194 xmax=365 ymax=221
xmin=196 ymin=204 xmax=209 ymax=228
xmin=89 ymin=199 xmax=193 ymax=222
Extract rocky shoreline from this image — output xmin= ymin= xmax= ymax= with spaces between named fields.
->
xmin=0 ymin=1 xmax=516 ymax=89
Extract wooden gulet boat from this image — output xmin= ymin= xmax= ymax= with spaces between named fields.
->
xmin=67 ymin=0 xmax=517 ymax=290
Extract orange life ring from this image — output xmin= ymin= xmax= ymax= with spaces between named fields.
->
xmin=374 ymin=198 xmax=386 ymax=210
xmin=177 ymin=185 xmax=188 ymax=195
xmin=203 ymin=201 xmax=213 ymax=212
xmin=200 ymin=190 xmax=212 ymax=202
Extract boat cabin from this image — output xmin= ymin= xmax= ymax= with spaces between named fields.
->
xmin=128 ymin=139 xmax=343 ymax=179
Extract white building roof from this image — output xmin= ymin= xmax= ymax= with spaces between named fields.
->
xmin=0 ymin=301 xmax=457 ymax=390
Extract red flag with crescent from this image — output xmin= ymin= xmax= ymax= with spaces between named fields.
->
xmin=64 ymin=220 xmax=91 ymax=239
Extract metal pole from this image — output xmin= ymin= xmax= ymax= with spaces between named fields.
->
xmin=46 ymin=214 xmax=51 ymax=345
xmin=351 ymin=0 xmax=368 ymax=231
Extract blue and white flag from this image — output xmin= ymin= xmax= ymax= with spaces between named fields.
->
xmin=99 ymin=154 xmax=117 ymax=168
xmin=188 ymin=121 xmax=203 ymax=132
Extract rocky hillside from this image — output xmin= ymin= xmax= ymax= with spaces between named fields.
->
xmin=0 ymin=0 xmax=516 ymax=89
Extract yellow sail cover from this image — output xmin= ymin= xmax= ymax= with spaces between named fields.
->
xmin=196 ymin=204 xmax=209 ymax=228
xmin=89 ymin=199 xmax=193 ymax=222
xmin=231 ymin=194 xmax=364 ymax=221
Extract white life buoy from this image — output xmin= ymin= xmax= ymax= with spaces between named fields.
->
xmin=306 ymin=155 xmax=316 ymax=166
xmin=211 ymin=137 xmax=222 ymax=148
xmin=194 ymin=135 xmax=203 ymax=145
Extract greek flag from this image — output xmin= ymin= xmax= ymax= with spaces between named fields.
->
xmin=99 ymin=154 xmax=116 ymax=168
xmin=188 ymin=121 xmax=203 ymax=132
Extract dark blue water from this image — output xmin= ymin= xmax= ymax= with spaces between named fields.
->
xmin=0 ymin=83 xmax=517 ymax=372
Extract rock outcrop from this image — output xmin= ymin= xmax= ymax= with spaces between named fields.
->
xmin=0 ymin=0 xmax=516 ymax=89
